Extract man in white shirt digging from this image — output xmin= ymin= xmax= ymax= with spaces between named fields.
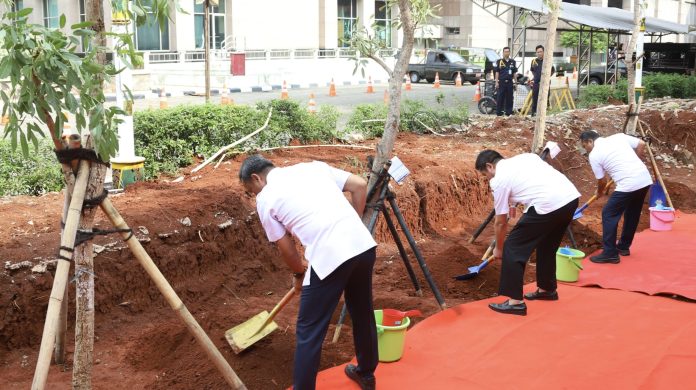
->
xmin=580 ymin=131 xmax=652 ymax=264
xmin=475 ymin=150 xmax=580 ymax=316
xmin=239 ymin=154 xmax=378 ymax=390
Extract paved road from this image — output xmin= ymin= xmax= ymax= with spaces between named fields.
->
xmin=133 ymin=82 xmax=481 ymax=116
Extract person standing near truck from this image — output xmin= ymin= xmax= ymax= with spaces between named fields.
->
xmin=527 ymin=45 xmax=555 ymax=116
xmin=494 ymin=46 xmax=518 ymax=116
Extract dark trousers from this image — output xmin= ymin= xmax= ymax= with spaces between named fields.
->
xmin=496 ymin=79 xmax=514 ymax=116
xmin=293 ymin=247 xmax=378 ymax=390
xmin=499 ymin=199 xmax=579 ymax=300
xmin=601 ymin=186 xmax=649 ymax=256
xmin=531 ymin=83 xmax=540 ymax=115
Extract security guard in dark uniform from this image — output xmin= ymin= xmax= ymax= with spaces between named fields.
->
xmin=529 ymin=44 xmax=555 ymax=116
xmin=494 ymin=47 xmax=517 ymax=116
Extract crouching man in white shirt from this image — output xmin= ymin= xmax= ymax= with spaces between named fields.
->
xmin=475 ymin=150 xmax=580 ymax=316
xmin=239 ymin=154 xmax=378 ymax=390
xmin=580 ymin=131 xmax=652 ymax=264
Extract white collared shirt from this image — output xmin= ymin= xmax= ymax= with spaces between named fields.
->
xmin=490 ymin=153 xmax=580 ymax=215
xmin=256 ymin=161 xmax=377 ymax=286
xmin=589 ymin=134 xmax=653 ymax=192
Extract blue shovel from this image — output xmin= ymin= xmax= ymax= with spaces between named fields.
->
xmin=455 ymin=240 xmax=495 ymax=280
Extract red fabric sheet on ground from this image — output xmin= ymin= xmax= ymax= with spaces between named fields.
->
xmin=572 ymin=212 xmax=696 ymax=300
xmin=316 ymin=285 xmax=696 ymax=389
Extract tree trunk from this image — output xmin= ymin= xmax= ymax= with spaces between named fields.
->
xmin=73 ymin=1 xmax=108 ymax=388
xmin=531 ymin=0 xmax=561 ymax=153
xmin=362 ymin=0 xmax=415 ymax=225
xmin=625 ymin=0 xmax=643 ymax=136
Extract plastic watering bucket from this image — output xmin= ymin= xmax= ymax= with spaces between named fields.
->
xmin=556 ymin=247 xmax=585 ymax=282
xmin=649 ymin=207 xmax=675 ymax=231
xmin=374 ymin=310 xmax=411 ymax=362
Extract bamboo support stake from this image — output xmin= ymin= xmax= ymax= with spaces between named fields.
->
xmin=99 ymin=198 xmax=246 ymax=389
xmin=32 ymin=159 xmax=90 ymax=390
xmin=54 ymin=187 xmax=73 ymax=365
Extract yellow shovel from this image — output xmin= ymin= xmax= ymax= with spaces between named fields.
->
xmin=225 ymin=287 xmax=296 ymax=354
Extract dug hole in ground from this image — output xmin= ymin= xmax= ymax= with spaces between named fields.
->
xmin=1 ymin=99 xmax=696 ymax=389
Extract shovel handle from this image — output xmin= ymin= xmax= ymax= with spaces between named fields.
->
xmin=481 ymin=240 xmax=495 ymax=261
xmin=260 ymin=288 xmax=296 ymax=330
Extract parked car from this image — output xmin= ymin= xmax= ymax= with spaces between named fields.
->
xmin=408 ymin=50 xmax=484 ymax=84
xmin=581 ymin=61 xmax=629 ymax=85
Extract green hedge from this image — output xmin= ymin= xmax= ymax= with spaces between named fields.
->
xmin=346 ymin=97 xmax=469 ymax=138
xmin=133 ymin=100 xmax=340 ymax=178
xmin=0 ymin=139 xmax=64 ymax=196
xmin=579 ymin=74 xmax=696 ymax=108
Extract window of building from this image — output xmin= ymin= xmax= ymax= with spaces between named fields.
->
xmin=446 ymin=27 xmax=460 ymax=35
xmin=79 ymin=0 xmax=86 ymax=22
xmin=194 ymin=0 xmax=226 ymax=49
xmin=43 ymin=0 xmax=59 ymax=28
xmin=136 ymin=0 xmax=170 ymax=51
xmin=607 ymin=0 xmax=623 ymax=8
xmin=338 ymin=0 xmax=357 ymax=47
xmin=12 ymin=0 xmax=23 ymax=12
xmin=375 ymin=0 xmax=391 ymax=46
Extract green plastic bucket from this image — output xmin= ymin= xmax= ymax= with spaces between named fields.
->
xmin=374 ymin=310 xmax=411 ymax=362
xmin=556 ymin=247 xmax=585 ymax=282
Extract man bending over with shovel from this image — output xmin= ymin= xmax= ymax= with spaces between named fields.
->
xmin=579 ymin=130 xmax=652 ymax=264
xmin=476 ymin=150 xmax=580 ymax=316
xmin=239 ymin=154 xmax=378 ymax=390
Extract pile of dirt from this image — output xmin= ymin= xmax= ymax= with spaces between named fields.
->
xmin=1 ymin=103 xmax=695 ymax=389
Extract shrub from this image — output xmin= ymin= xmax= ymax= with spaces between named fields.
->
xmin=134 ymin=100 xmax=340 ymax=178
xmin=578 ymin=85 xmax=614 ymax=108
xmin=346 ymin=96 xmax=469 ymax=138
xmin=345 ymin=103 xmax=389 ymax=138
xmin=0 ymin=139 xmax=64 ymax=196
xmin=577 ymin=74 xmax=696 ymax=107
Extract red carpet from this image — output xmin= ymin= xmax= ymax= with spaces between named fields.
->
xmin=573 ymin=212 xmax=696 ymax=300
xmin=317 ymin=285 xmax=696 ymax=389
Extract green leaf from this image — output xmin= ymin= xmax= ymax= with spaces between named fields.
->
xmin=19 ymin=132 xmax=29 ymax=157
xmin=16 ymin=8 xmax=34 ymax=18
xmin=70 ymin=21 xmax=94 ymax=29
xmin=60 ymin=14 xmax=66 ymax=28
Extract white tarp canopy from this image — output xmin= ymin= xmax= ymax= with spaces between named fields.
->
xmin=495 ymin=0 xmax=690 ymax=34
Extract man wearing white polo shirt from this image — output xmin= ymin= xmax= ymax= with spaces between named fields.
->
xmin=475 ymin=150 xmax=580 ymax=316
xmin=580 ymin=131 xmax=652 ymax=264
xmin=239 ymin=154 xmax=378 ymax=390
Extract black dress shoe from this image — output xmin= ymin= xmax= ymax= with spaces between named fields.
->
xmin=345 ymin=364 xmax=376 ymax=390
xmin=590 ymin=253 xmax=620 ymax=264
xmin=618 ymin=249 xmax=630 ymax=256
xmin=524 ymin=289 xmax=559 ymax=301
xmin=488 ymin=300 xmax=527 ymax=316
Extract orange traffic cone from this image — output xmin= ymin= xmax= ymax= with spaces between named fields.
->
xmin=366 ymin=76 xmax=375 ymax=94
xmin=159 ymin=87 xmax=168 ymax=109
xmin=405 ymin=75 xmax=412 ymax=91
xmin=280 ymin=80 xmax=289 ymax=100
xmin=308 ymin=93 xmax=317 ymax=114
xmin=433 ymin=72 xmax=441 ymax=89
xmin=383 ymin=90 xmax=389 ymax=105
xmin=473 ymin=81 xmax=481 ymax=102
xmin=221 ymin=82 xmax=231 ymax=106
xmin=455 ymin=73 xmax=462 ymax=87
xmin=572 ymin=66 xmax=578 ymax=80
xmin=329 ymin=78 xmax=337 ymax=97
